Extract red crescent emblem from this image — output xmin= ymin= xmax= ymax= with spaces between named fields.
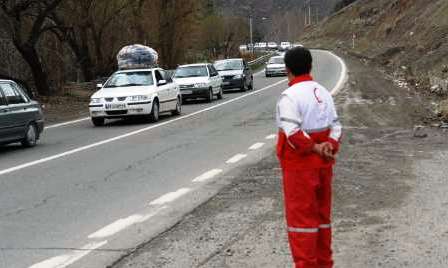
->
xmin=314 ymin=88 xmax=323 ymax=103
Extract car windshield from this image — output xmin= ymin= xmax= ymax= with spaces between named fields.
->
xmin=268 ymin=57 xmax=284 ymax=64
xmin=214 ymin=60 xmax=243 ymax=71
xmin=104 ymin=71 xmax=154 ymax=88
xmin=174 ymin=66 xmax=208 ymax=78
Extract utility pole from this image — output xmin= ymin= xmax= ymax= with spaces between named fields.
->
xmin=304 ymin=3 xmax=307 ymax=26
xmin=249 ymin=16 xmax=254 ymax=55
xmin=304 ymin=0 xmax=312 ymax=26
xmin=308 ymin=0 xmax=311 ymax=25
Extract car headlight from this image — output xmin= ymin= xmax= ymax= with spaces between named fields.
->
xmin=194 ymin=83 xmax=208 ymax=88
xmin=129 ymin=95 xmax=150 ymax=102
xmin=90 ymin=98 xmax=102 ymax=104
xmin=233 ymin=74 xmax=243 ymax=79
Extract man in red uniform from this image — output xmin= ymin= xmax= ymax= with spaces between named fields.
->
xmin=276 ymin=47 xmax=342 ymax=268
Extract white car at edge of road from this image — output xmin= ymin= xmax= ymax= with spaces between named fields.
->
xmin=280 ymin=42 xmax=291 ymax=51
xmin=89 ymin=68 xmax=181 ymax=126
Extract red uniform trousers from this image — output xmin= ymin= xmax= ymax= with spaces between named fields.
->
xmin=277 ymin=130 xmax=336 ymax=268
xmin=281 ymin=166 xmax=333 ymax=268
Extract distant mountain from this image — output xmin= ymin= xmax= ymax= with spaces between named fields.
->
xmin=210 ymin=0 xmax=340 ymax=41
xmin=213 ymin=0 xmax=339 ymax=17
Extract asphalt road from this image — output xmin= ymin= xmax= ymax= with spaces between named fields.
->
xmin=0 ymin=50 xmax=345 ymax=268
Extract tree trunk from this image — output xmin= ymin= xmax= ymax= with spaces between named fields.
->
xmin=16 ymin=44 xmax=52 ymax=96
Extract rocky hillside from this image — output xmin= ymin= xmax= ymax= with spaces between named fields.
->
xmin=303 ymin=0 xmax=448 ymax=81
xmin=303 ymin=0 xmax=448 ymax=119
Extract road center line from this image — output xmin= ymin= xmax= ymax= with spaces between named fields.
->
xmin=193 ymin=169 xmax=223 ymax=183
xmin=226 ymin=154 xmax=248 ymax=164
xmin=0 ymin=79 xmax=287 ymax=177
xmin=29 ymin=241 xmax=107 ymax=268
xmin=265 ymin=134 xmax=277 ymax=140
xmin=149 ymin=188 xmax=191 ymax=206
xmin=249 ymin=142 xmax=265 ymax=150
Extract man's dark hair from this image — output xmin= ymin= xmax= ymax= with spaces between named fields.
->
xmin=284 ymin=47 xmax=313 ymax=76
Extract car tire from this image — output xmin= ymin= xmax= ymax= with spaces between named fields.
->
xmin=206 ymin=88 xmax=213 ymax=103
xmin=91 ymin=117 xmax=105 ymax=127
xmin=21 ymin=123 xmax=38 ymax=148
xmin=217 ymin=87 xmax=224 ymax=100
xmin=171 ymin=97 xmax=182 ymax=116
xmin=149 ymin=100 xmax=160 ymax=122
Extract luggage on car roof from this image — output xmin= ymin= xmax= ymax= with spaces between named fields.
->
xmin=117 ymin=44 xmax=159 ymax=70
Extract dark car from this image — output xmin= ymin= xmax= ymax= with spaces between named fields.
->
xmin=214 ymin=59 xmax=253 ymax=92
xmin=0 ymin=80 xmax=44 ymax=147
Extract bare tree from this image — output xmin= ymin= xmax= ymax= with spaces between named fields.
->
xmin=0 ymin=0 xmax=64 ymax=95
xmin=49 ymin=0 xmax=132 ymax=80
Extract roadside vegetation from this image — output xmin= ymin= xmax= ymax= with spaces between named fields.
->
xmin=0 ymin=0 xmax=250 ymax=97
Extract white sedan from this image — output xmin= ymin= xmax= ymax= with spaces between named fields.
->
xmin=265 ymin=56 xmax=287 ymax=77
xmin=89 ymin=68 xmax=181 ymax=126
xmin=173 ymin=63 xmax=223 ymax=102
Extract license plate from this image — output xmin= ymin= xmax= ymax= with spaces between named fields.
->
xmin=223 ymin=81 xmax=231 ymax=85
xmin=105 ymin=103 xmax=126 ymax=110
xmin=182 ymin=90 xmax=193 ymax=95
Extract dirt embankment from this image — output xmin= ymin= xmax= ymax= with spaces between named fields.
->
xmin=37 ymin=86 xmax=92 ymax=124
xmin=303 ymin=0 xmax=448 ymax=121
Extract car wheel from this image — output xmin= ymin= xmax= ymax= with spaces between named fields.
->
xmin=206 ymin=88 xmax=213 ymax=103
xmin=149 ymin=100 xmax=160 ymax=122
xmin=91 ymin=117 xmax=105 ymax=127
xmin=21 ymin=123 xmax=38 ymax=148
xmin=171 ymin=97 xmax=182 ymax=116
xmin=217 ymin=87 xmax=224 ymax=100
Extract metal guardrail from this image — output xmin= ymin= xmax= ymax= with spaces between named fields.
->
xmin=248 ymin=53 xmax=275 ymax=66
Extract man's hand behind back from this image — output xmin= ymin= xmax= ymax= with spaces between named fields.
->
xmin=313 ymin=142 xmax=335 ymax=160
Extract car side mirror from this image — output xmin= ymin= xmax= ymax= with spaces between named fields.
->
xmin=96 ymin=83 xmax=103 ymax=89
xmin=158 ymin=80 xmax=167 ymax=86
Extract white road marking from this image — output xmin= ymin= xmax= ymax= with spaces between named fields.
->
xmin=326 ymin=51 xmax=348 ymax=96
xmin=88 ymin=206 xmax=166 ymax=239
xmin=149 ymin=188 xmax=191 ymax=206
xmin=0 ymin=79 xmax=287 ymax=177
xmin=193 ymin=169 xmax=223 ymax=183
xmin=45 ymin=117 xmax=90 ymax=129
xmin=249 ymin=142 xmax=265 ymax=150
xmin=29 ymin=241 xmax=107 ymax=268
xmin=226 ymin=154 xmax=247 ymax=164
xmin=265 ymin=134 xmax=277 ymax=140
